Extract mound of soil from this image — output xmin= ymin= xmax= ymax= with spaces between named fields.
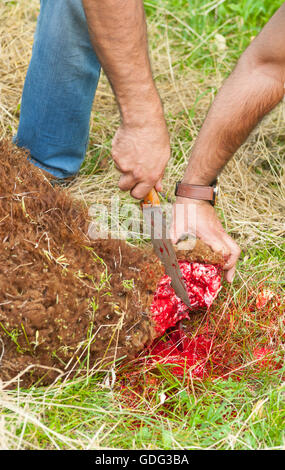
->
xmin=0 ymin=140 xmax=222 ymax=388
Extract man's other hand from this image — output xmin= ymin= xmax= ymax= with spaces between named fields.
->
xmin=171 ymin=198 xmax=241 ymax=283
xmin=112 ymin=115 xmax=170 ymax=199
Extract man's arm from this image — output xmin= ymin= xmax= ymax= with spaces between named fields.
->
xmin=172 ymin=4 xmax=285 ymax=282
xmin=82 ymin=0 xmax=170 ymax=199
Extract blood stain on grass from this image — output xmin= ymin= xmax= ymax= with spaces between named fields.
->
xmin=138 ymin=274 xmax=284 ymax=382
xmin=256 ymin=288 xmax=276 ymax=309
xmin=253 ymin=346 xmax=282 ymax=371
xmin=149 ymin=331 xmax=212 ymax=378
xmin=253 ymin=347 xmax=274 ymax=368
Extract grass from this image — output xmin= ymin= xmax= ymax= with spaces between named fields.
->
xmin=1 ymin=372 xmax=284 ymax=450
xmin=0 ymin=0 xmax=284 ymax=450
xmin=144 ymin=0 xmax=284 ymax=72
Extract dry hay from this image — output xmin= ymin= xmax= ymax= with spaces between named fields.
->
xmin=1 ymin=0 xmax=284 ymax=254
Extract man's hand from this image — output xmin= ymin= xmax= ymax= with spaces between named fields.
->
xmin=171 ymin=198 xmax=241 ymax=283
xmin=112 ymin=115 xmax=170 ymax=199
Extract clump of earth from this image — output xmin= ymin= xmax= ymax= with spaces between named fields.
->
xmin=0 ymin=140 xmax=222 ymax=388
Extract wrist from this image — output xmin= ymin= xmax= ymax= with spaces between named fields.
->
xmin=120 ymin=84 xmax=165 ymax=127
xmin=175 ymin=196 xmax=211 ymax=206
xmin=182 ymin=176 xmax=214 ymax=186
xmin=181 ymin=170 xmax=217 ymax=186
xmin=182 ymin=152 xmax=219 ymax=186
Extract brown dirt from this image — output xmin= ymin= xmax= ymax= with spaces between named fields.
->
xmin=0 ymin=140 xmax=220 ymax=388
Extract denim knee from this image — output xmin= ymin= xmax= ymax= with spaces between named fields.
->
xmin=15 ymin=0 xmax=101 ymax=178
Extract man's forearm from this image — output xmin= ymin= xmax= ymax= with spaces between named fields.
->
xmin=175 ymin=58 xmax=284 ymax=282
xmin=182 ymin=5 xmax=285 ymax=185
xmin=82 ymin=0 xmax=163 ymax=123
xmin=183 ymin=60 xmax=284 ymax=185
xmin=174 ymin=5 xmax=285 ymax=283
xmin=82 ymin=0 xmax=170 ymax=200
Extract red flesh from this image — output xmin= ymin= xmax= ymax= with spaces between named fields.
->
xmin=150 ymin=261 xmax=222 ymax=335
xmin=148 ymin=261 xmax=222 ymax=378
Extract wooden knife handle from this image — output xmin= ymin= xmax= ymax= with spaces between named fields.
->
xmin=143 ymin=188 xmax=160 ymax=206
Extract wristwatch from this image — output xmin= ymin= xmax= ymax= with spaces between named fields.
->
xmin=175 ymin=179 xmax=219 ymax=206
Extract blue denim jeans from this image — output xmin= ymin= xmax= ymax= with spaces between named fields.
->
xmin=14 ymin=0 xmax=101 ymax=178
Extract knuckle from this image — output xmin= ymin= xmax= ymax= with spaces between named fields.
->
xmin=118 ymin=180 xmax=127 ymax=190
xmin=230 ymin=242 xmax=241 ymax=256
xmin=233 ymin=246 xmax=241 ymax=257
xmin=223 ymin=248 xmax=231 ymax=258
xmin=120 ymin=164 xmax=129 ymax=173
xmin=132 ymin=167 xmax=143 ymax=181
xmin=119 ymin=178 xmax=134 ymax=191
xmin=152 ymin=174 xmax=161 ymax=185
xmin=130 ymin=188 xmax=143 ymax=200
xmin=113 ymin=159 xmax=128 ymax=173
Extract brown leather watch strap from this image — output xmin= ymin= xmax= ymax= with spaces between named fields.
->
xmin=175 ymin=181 xmax=217 ymax=205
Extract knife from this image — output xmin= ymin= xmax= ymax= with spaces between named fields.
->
xmin=142 ymin=188 xmax=191 ymax=308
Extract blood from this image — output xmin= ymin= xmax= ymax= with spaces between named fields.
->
xmin=147 ymin=261 xmax=222 ymax=378
xmin=256 ymin=288 xmax=275 ymax=309
xmin=150 ymin=261 xmax=222 ymax=335
xmin=253 ymin=346 xmax=278 ymax=369
xmin=145 ymin=262 xmax=281 ymax=381
xmin=149 ymin=331 xmax=212 ymax=378
xmin=162 ymin=242 xmax=170 ymax=256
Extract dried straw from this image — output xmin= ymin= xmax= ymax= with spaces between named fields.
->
xmin=0 ymin=0 xmax=284 ymax=251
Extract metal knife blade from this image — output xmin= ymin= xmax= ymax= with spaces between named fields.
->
xmin=143 ymin=203 xmax=191 ymax=308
